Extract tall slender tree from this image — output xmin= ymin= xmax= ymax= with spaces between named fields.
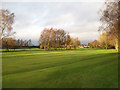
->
xmin=0 ymin=9 xmax=15 ymax=39
xmin=0 ymin=9 xmax=15 ymax=50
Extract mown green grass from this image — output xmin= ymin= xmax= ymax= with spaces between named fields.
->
xmin=2 ymin=48 xmax=118 ymax=88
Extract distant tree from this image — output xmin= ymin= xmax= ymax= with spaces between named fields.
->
xmin=70 ymin=37 xmax=81 ymax=49
xmin=17 ymin=39 xmax=21 ymax=47
xmin=88 ymin=40 xmax=99 ymax=48
xmin=2 ymin=38 xmax=18 ymax=51
xmin=20 ymin=39 xmax=23 ymax=47
xmin=28 ymin=39 xmax=32 ymax=48
xmin=0 ymin=38 xmax=1 ymax=49
xmin=98 ymin=32 xmax=109 ymax=49
xmin=39 ymin=28 xmax=49 ymax=50
xmin=16 ymin=39 xmax=33 ymax=49
xmin=74 ymin=37 xmax=81 ymax=49
xmin=66 ymin=33 xmax=71 ymax=50
xmin=39 ymin=28 xmax=70 ymax=50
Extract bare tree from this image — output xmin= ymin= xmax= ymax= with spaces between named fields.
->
xmin=98 ymin=32 xmax=109 ymax=49
xmin=0 ymin=9 xmax=15 ymax=50
xmin=98 ymin=0 xmax=120 ymax=52
xmin=39 ymin=28 xmax=70 ymax=50
xmin=88 ymin=40 xmax=99 ymax=48
xmin=70 ymin=37 xmax=81 ymax=49
xmin=2 ymin=38 xmax=18 ymax=51
xmin=28 ymin=39 xmax=32 ymax=46
xmin=0 ymin=9 xmax=15 ymax=39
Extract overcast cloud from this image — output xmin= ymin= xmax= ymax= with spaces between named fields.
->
xmin=2 ymin=2 xmax=104 ymax=45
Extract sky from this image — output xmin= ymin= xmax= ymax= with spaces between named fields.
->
xmin=2 ymin=0 xmax=105 ymax=45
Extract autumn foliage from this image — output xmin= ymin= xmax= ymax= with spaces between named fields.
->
xmin=98 ymin=0 xmax=120 ymax=52
xmin=39 ymin=28 xmax=81 ymax=50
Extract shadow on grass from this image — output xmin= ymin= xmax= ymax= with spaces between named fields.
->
xmin=2 ymin=49 xmax=43 ymax=52
xmin=3 ymin=51 xmax=118 ymax=76
xmin=2 ymin=48 xmax=77 ymax=52
xmin=1 ymin=48 xmax=117 ymax=53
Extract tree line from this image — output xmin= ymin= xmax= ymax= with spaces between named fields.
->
xmin=2 ymin=38 xmax=33 ymax=51
xmin=0 ymin=9 xmax=35 ymax=51
xmin=0 ymin=0 xmax=119 ymax=52
xmin=39 ymin=28 xmax=81 ymax=50
xmin=0 ymin=9 xmax=81 ymax=51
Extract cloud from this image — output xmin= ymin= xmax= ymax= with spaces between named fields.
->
xmin=2 ymin=0 xmax=106 ymax=2
xmin=2 ymin=2 xmax=104 ymax=44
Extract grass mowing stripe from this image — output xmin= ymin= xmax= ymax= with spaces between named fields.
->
xmin=2 ymin=48 xmax=118 ymax=88
xmin=3 ymin=53 xmax=116 ymax=76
